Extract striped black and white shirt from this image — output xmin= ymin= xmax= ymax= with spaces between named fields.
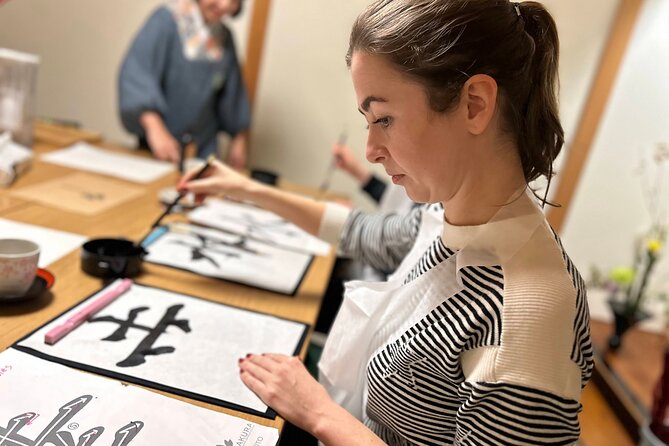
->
xmin=318 ymin=198 xmax=593 ymax=446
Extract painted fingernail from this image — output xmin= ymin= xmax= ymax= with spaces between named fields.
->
xmin=246 ymin=353 xmax=252 ymax=358
xmin=238 ymin=358 xmax=244 ymax=363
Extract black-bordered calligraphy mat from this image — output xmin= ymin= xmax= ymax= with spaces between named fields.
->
xmin=144 ymin=223 xmax=313 ymax=296
xmin=14 ymin=280 xmax=309 ymax=419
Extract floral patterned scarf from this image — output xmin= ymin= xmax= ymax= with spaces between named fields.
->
xmin=166 ymin=0 xmax=224 ymax=61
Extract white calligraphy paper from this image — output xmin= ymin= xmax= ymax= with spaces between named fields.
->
xmin=0 ymin=218 xmax=86 ymax=267
xmin=188 ymin=198 xmax=331 ymax=256
xmin=16 ymin=281 xmax=308 ymax=416
xmin=41 ymin=143 xmax=174 ymax=184
xmin=0 ymin=348 xmax=279 ymax=445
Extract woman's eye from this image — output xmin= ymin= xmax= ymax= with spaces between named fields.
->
xmin=366 ymin=117 xmax=391 ymax=130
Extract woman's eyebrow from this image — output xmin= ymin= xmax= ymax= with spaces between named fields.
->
xmin=358 ymin=96 xmax=388 ymax=114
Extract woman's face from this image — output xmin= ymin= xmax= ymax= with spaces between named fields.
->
xmin=198 ymin=0 xmax=240 ymax=23
xmin=350 ymin=52 xmax=471 ymax=204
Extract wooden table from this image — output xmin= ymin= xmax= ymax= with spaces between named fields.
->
xmin=590 ymin=319 xmax=667 ymax=442
xmin=0 ymin=136 xmax=336 ymax=432
xmin=33 ymin=120 xmax=102 ymax=147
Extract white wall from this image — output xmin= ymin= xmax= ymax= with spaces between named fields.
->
xmin=530 ymin=0 xmax=619 ymax=198
xmin=0 ymin=0 xmax=252 ymax=146
xmin=562 ymin=0 xmax=669 ymax=291
xmin=248 ymin=1 xmax=377 ymax=208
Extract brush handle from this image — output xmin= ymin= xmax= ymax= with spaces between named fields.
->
xmin=137 ymin=156 xmax=214 ymax=247
xmin=151 ymin=155 xmax=214 ymax=227
xmin=319 ymin=132 xmax=348 ymax=192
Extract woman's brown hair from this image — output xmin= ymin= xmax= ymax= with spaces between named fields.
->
xmin=347 ymin=0 xmax=564 ymax=204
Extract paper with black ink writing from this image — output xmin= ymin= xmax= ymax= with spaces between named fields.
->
xmin=144 ymin=223 xmax=313 ymax=295
xmin=15 ymin=281 xmax=308 ymax=416
xmin=188 ymin=198 xmax=331 ymax=256
xmin=0 ymin=348 xmax=279 ymax=445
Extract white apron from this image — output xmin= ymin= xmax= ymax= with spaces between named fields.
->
xmin=318 ymin=204 xmax=448 ymax=420
xmin=318 ymin=190 xmax=545 ymax=421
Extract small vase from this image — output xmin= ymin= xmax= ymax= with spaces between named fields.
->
xmin=607 ymin=300 xmax=651 ymax=351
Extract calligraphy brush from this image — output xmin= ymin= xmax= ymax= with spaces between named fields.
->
xmin=318 ymin=132 xmax=348 ymax=194
xmin=178 ymin=133 xmax=193 ymax=174
xmin=137 ymin=155 xmax=214 ymax=247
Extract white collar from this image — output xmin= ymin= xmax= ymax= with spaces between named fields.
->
xmin=440 ymin=188 xmax=546 ymax=278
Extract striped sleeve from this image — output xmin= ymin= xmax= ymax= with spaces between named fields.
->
xmin=338 ymin=206 xmax=422 ymax=273
xmin=550 ymin=229 xmax=594 ymax=386
xmin=455 ymin=381 xmax=581 ymax=445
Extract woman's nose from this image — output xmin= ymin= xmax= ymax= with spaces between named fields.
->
xmin=365 ymin=130 xmax=387 ymax=164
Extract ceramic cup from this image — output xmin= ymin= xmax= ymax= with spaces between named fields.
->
xmin=0 ymin=239 xmax=40 ymax=297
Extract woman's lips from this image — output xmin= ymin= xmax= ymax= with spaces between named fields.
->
xmin=391 ymin=174 xmax=405 ymax=184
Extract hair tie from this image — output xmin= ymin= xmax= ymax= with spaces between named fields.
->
xmin=513 ymin=3 xmax=522 ymax=17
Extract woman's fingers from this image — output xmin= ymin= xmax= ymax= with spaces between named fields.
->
xmin=178 ymin=161 xmax=225 ymax=193
xmin=184 ymin=177 xmax=226 ymax=196
xmin=239 ymin=354 xmax=285 ymax=407
xmin=177 ymin=163 xmax=210 ymax=190
xmin=259 ymin=353 xmax=291 ymax=363
xmin=238 ymin=353 xmax=333 ymax=433
xmin=240 ymin=355 xmax=276 ymax=382
xmin=239 ymin=366 xmax=267 ymax=397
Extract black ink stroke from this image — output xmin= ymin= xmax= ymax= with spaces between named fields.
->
xmin=89 ymin=305 xmax=191 ymax=368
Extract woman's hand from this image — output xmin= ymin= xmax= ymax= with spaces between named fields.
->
xmin=178 ymin=158 xmax=326 ymax=236
xmin=141 ymin=112 xmax=180 ymax=162
xmin=227 ymin=132 xmax=248 ymax=170
xmin=239 ymin=353 xmax=337 ymax=435
xmin=177 ymin=158 xmax=258 ymax=203
xmin=332 ymin=143 xmax=371 ymax=185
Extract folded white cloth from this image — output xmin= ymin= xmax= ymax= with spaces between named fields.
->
xmin=0 ymin=131 xmax=32 ymax=186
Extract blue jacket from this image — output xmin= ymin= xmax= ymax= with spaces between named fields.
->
xmin=119 ymin=7 xmax=251 ymax=157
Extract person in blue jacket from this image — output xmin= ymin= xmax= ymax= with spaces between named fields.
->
xmin=119 ymin=0 xmax=250 ymax=167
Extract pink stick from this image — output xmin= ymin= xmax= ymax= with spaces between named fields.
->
xmin=44 ymin=279 xmax=132 ymax=345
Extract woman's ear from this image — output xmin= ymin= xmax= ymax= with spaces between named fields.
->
xmin=462 ymin=74 xmax=498 ymax=135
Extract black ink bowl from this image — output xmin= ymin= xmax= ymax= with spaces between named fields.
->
xmin=81 ymin=238 xmax=146 ymax=278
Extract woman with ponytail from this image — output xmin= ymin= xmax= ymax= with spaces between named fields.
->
xmin=180 ymin=1 xmax=593 ymax=444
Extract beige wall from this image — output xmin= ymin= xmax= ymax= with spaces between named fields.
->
xmin=0 ymin=0 xmax=252 ymax=146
